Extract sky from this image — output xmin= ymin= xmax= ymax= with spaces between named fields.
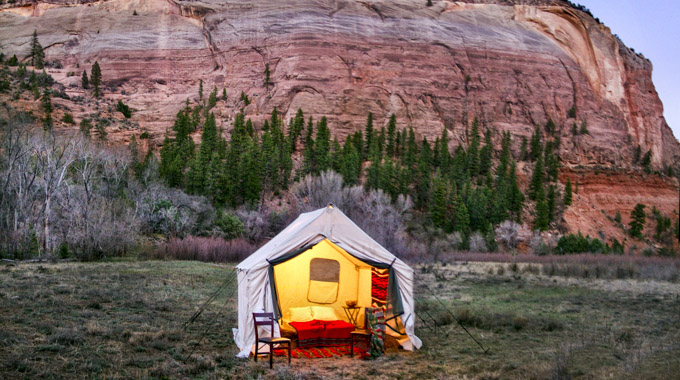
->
xmin=582 ymin=0 xmax=680 ymax=140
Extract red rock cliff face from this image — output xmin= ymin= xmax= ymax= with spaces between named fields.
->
xmin=0 ymin=0 xmax=678 ymax=170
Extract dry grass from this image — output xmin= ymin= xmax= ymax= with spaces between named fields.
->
xmin=427 ymin=252 xmax=680 ymax=282
xmin=0 ymin=260 xmax=678 ymax=379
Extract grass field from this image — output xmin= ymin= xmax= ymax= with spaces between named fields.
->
xmin=1 ymin=260 xmax=679 ymax=379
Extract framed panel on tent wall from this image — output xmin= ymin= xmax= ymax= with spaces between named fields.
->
xmin=307 ymin=258 xmax=340 ymax=303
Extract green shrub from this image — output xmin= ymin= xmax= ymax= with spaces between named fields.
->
xmin=610 ymin=238 xmax=624 ymax=255
xmin=58 ymin=243 xmax=71 ymax=259
xmin=568 ymin=105 xmax=576 ymax=118
xmin=556 ymin=232 xmax=609 ymax=254
xmin=116 ymin=100 xmax=132 ymax=118
xmin=62 ymin=112 xmax=75 ymax=124
xmin=215 ymin=211 xmax=244 ymax=240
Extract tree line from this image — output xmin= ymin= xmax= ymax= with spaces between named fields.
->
xmin=157 ymin=104 xmax=574 ymax=248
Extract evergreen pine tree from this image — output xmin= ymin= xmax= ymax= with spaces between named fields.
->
xmin=413 ymin=142 xmax=432 ymax=210
xmin=547 ymin=184 xmax=556 ymax=223
xmin=434 ymin=128 xmax=450 ymax=171
xmin=520 ymin=136 xmax=528 ymax=161
xmin=377 ymin=127 xmax=386 ymax=158
xmin=405 ymin=127 xmax=418 ymax=168
xmin=340 ymin=139 xmax=361 ymax=185
xmin=497 ymin=131 xmax=511 ymax=179
xmin=331 ymin=137 xmax=342 ymax=173
xmin=545 ymin=118 xmax=555 ymax=134
xmin=530 ymin=125 xmax=542 ymax=161
xmin=564 ymin=179 xmax=573 ymax=206
xmin=467 ymin=118 xmax=481 ymax=175
xmin=529 ymin=154 xmax=544 ymax=201
xmin=198 ymin=79 xmax=204 ymax=101
xmin=451 ymin=185 xmax=471 ymax=236
xmin=479 ymin=129 xmax=493 ymax=176
xmin=314 ymin=117 xmax=331 ymax=173
xmin=41 ymin=88 xmax=52 ymax=130
xmin=429 ymin=175 xmax=450 ymax=231
xmin=81 ymin=70 xmax=89 ymax=89
xmin=204 ymin=153 xmax=223 ymax=204
xmin=365 ymin=156 xmax=382 ymax=191
xmin=288 ymin=108 xmax=305 ymax=152
xmin=208 ymin=85 xmax=217 ymax=109
xmin=508 ymin=161 xmax=524 ymax=222
xmin=386 ymin=114 xmax=397 ymax=157
xmin=641 ymin=151 xmax=652 ymax=173
xmin=185 ymin=155 xmax=205 ymax=194
xmin=302 ymin=116 xmax=315 ymax=174
xmin=90 ymin=61 xmax=102 ymax=98
xmin=629 ymin=203 xmax=646 ymax=238
xmin=128 ymin=136 xmax=143 ymax=179
xmin=264 ymin=63 xmax=271 ymax=89
xmin=364 ymin=112 xmax=374 ymax=159
xmin=30 ymin=30 xmax=45 ymax=69
xmin=535 ymin=197 xmax=550 ymax=231
xmin=222 ymin=88 xmax=227 ymax=100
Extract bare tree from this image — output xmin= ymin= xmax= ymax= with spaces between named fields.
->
xmin=291 ymin=170 xmax=411 ymax=255
xmin=495 ymin=220 xmax=521 ymax=251
xmin=34 ymin=131 xmax=82 ymax=254
xmin=0 ymin=112 xmax=41 ymax=256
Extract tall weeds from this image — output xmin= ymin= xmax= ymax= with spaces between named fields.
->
xmin=152 ymin=236 xmax=255 ymax=263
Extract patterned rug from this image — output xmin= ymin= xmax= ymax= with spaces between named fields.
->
xmin=273 ymin=346 xmax=367 ymax=359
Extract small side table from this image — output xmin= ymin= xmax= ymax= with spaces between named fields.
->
xmin=342 ymin=305 xmax=361 ymax=327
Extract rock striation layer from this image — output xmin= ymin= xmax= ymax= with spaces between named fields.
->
xmin=0 ymin=0 xmax=678 ymax=171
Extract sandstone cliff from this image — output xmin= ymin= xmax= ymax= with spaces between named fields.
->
xmin=1 ymin=0 xmax=677 ymax=171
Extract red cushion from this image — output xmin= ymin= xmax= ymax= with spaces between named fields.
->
xmin=289 ymin=320 xmax=355 ymax=347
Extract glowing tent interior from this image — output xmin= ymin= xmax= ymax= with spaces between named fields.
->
xmin=233 ymin=205 xmax=421 ymax=357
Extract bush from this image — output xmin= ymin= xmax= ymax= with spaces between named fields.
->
xmin=567 ymin=106 xmax=576 ymax=118
xmin=556 ymin=232 xmax=609 ymax=254
xmin=495 ymin=220 xmax=521 ymax=250
xmin=214 ymin=211 xmax=244 ymax=239
xmin=58 ymin=243 xmax=71 ymax=259
xmin=62 ymin=112 xmax=75 ymax=124
xmin=469 ymin=232 xmax=488 ymax=252
xmin=116 ymin=100 xmax=132 ymax=118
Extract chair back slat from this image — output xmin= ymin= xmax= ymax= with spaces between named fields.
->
xmin=252 ymin=312 xmax=275 ymax=341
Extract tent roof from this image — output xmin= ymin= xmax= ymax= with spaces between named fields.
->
xmin=237 ymin=205 xmax=409 ymax=274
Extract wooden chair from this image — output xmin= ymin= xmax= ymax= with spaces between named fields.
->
xmin=253 ymin=312 xmax=291 ymax=369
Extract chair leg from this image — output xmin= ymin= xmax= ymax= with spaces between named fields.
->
xmin=288 ymin=342 xmax=291 ymax=364
xmin=269 ymin=343 xmax=273 ymax=369
xmin=350 ymin=336 xmax=353 ymax=357
xmin=255 ymin=343 xmax=258 ymax=362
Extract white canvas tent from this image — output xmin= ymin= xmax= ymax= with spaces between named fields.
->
xmin=233 ymin=205 xmax=422 ymax=358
